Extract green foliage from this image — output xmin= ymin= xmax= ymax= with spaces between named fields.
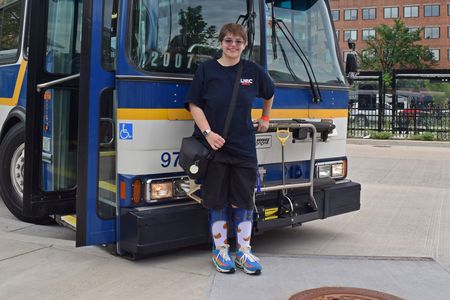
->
xmin=370 ymin=131 xmax=393 ymax=139
xmin=358 ymin=19 xmax=437 ymax=88
xmin=409 ymin=132 xmax=436 ymax=141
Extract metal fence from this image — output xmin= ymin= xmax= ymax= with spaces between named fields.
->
xmin=347 ymin=70 xmax=450 ymax=141
xmin=348 ymin=106 xmax=450 ymax=140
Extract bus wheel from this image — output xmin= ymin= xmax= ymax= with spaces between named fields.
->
xmin=0 ymin=123 xmax=53 ymax=224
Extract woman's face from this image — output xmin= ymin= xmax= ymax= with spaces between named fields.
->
xmin=220 ymin=34 xmax=246 ymax=60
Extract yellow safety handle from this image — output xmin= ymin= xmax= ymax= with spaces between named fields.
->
xmin=276 ymin=128 xmax=291 ymax=146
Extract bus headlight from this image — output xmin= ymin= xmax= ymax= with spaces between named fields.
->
xmin=318 ymin=165 xmax=331 ymax=178
xmin=144 ymin=177 xmax=189 ymax=202
xmin=316 ymin=161 xmax=346 ymax=179
xmin=151 ymin=182 xmax=173 ymax=200
xmin=332 ymin=163 xmax=344 ymax=177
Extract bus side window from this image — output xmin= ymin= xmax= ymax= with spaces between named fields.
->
xmin=0 ymin=0 xmax=22 ymax=64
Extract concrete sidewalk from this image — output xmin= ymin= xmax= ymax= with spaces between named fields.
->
xmin=2 ymin=227 xmax=450 ymax=300
xmin=347 ymin=137 xmax=450 ymax=148
xmin=1 ymin=143 xmax=450 ymax=300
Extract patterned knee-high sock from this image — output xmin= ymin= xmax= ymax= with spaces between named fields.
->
xmin=232 ymin=208 xmax=254 ymax=250
xmin=210 ymin=208 xmax=229 ymax=249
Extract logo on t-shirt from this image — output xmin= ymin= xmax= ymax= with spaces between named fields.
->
xmin=240 ymin=78 xmax=254 ymax=86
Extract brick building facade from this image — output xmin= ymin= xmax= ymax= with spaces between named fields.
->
xmin=329 ymin=0 xmax=450 ymax=69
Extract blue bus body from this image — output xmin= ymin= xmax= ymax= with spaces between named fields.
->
xmin=0 ymin=0 xmax=360 ymax=258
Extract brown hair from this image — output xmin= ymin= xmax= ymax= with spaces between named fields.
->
xmin=218 ymin=23 xmax=247 ymax=44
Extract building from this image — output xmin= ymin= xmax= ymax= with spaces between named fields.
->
xmin=330 ymin=0 xmax=450 ymax=69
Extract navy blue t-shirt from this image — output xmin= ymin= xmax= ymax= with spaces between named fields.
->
xmin=185 ymin=59 xmax=275 ymax=163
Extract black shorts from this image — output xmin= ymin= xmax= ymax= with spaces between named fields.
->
xmin=202 ymin=151 xmax=257 ymax=210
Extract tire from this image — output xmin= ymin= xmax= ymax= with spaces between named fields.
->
xmin=0 ymin=123 xmax=53 ymax=224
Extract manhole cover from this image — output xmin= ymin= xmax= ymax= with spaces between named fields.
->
xmin=289 ymin=287 xmax=403 ymax=300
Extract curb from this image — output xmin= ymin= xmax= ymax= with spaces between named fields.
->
xmin=346 ymin=138 xmax=450 ymax=148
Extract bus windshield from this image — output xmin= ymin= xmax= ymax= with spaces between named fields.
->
xmin=266 ymin=0 xmax=345 ymax=85
xmin=129 ymin=0 xmax=260 ymax=75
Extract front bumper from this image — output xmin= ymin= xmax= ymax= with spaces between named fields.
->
xmin=118 ymin=179 xmax=360 ymax=258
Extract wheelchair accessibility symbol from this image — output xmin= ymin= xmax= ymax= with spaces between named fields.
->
xmin=119 ymin=123 xmax=133 ymax=140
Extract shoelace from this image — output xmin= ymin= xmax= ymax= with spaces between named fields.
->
xmin=238 ymin=246 xmax=260 ymax=263
xmin=216 ymin=245 xmax=232 ymax=262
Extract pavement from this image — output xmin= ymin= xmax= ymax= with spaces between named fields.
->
xmin=1 ymin=139 xmax=450 ymax=300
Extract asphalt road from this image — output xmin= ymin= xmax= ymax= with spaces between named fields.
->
xmin=1 ymin=141 xmax=449 ymax=299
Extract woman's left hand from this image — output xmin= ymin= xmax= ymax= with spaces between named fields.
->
xmin=256 ymin=118 xmax=269 ymax=132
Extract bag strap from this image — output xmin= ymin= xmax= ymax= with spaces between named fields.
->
xmin=222 ymin=61 xmax=243 ymax=139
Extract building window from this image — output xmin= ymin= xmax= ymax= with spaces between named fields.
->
xmin=448 ymin=26 xmax=450 ymax=38
xmin=430 ymin=49 xmax=440 ymax=61
xmin=344 ymin=9 xmax=357 ymax=21
xmin=448 ymin=4 xmax=450 ymax=16
xmin=335 ymin=30 xmax=339 ymax=40
xmin=362 ymin=29 xmax=376 ymax=41
xmin=424 ymin=5 xmax=439 ymax=17
xmin=384 ymin=7 xmax=399 ymax=19
xmin=408 ymin=27 xmax=419 ymax=33
xmin=344 ymin=30 xmax=358 ymax=42
xmin=448 ymin=49 xmax=450 ymax=61
xmin=332 ymin=10 xmax=339 ymax=21
xmin=362 ymin=8 xmax=376 ymax=20
xmin=424 ymin=27 xmax=440 ymax=39
xmin=404 ymin=6 xmax=419 ymax=18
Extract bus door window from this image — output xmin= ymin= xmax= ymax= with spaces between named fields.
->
xmin=41 ymin=0 xmax=82 ymax=192
xmin=41 ymin=89 xmax=78 ymax=192
xmin=97 ymin=89 xmax=117 ymax=219
xmin=129 ymin=0 xmax=260 ymax=75
xmin=0 ymin=0 xmax=22 ymax=63
xmin=102 ymin=0 xmax=118 ymax=71
xmin=45 ymin=0 xmax=83 ymax=74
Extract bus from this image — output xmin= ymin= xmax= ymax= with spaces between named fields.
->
xmin=0 ymin=0 xmax=360 ymax=258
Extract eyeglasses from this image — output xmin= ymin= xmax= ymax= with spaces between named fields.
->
xmin=223 ymin=38 xmax=244 ymax=46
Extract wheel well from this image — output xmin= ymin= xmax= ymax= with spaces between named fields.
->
xmin=0 ymin=117 xmax=22 ymax=145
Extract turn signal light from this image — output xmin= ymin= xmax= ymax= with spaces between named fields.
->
xmin=132 ymin=179 xmax=142 ymax=204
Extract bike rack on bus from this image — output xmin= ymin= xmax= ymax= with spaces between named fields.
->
xmin=255 ymin=121 xmax=318 ymax=211
xmin=186 ymin=120 xmax=334 ymax=214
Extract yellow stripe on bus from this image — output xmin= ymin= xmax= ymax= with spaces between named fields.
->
xmin=60 ymin=215 xmax=77 ymax=228
xmin=99 ymin=180 xmax=116 ymax=193
xmin=100 ymin=151 xmax=116 ymax=157
xmin=0 ymin=61 xmax=27 ymax=106
xmin=117 ymin=108 xmax=348 ymax=120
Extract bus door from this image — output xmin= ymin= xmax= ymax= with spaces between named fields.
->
xmin=24 ymin=0 xmax=118 ymax=247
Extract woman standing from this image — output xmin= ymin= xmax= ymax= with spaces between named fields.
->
xmin=185 ymin=23 xmax=274 ymax=275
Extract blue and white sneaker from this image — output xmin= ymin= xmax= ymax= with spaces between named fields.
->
xmin=212 ymin=244 xmax=236 ymax=273
xmin=235 ymin=246 xmax=262 ymax=275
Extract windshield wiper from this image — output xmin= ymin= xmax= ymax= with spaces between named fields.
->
xmin=236 ymin=0 xmax=256 ymax=59
xmin=269 ymin=3 xmax=322 ymax=103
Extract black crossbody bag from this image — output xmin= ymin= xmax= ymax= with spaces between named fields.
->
xmin=179 ymin=61 xmax=243 ymax=180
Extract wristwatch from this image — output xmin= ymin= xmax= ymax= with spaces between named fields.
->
xmin=202 ymin=129 xmax=211 ymax=137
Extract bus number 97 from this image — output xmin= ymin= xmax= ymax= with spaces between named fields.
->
xmin=161 ymin=152 xmax=180 ymax=168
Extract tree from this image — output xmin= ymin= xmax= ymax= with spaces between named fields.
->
xmin=358 ymin=19 xmax=437 ymax=87
xmin=177 ymin=6 xmax=217 ymax=46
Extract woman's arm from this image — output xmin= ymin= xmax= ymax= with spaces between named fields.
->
xmin=189 ymin=102 xmax=225 ymax=150
xmin=257 ymin=95 xmax=274 ymax=132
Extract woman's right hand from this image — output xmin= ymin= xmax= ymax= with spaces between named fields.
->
xmin=206 ymin=132 xmax=225 ymax=150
